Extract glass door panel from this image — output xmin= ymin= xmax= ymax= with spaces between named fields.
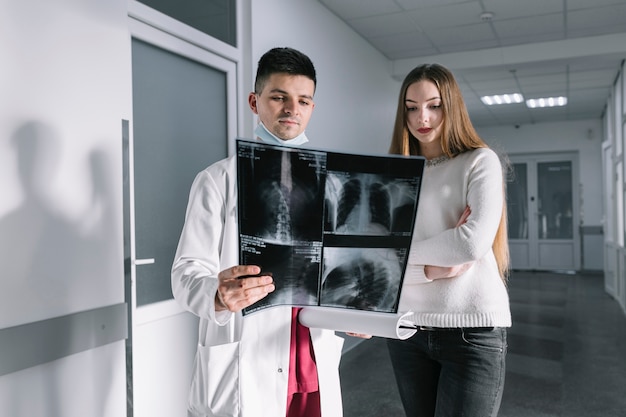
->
xmin=132 ymin=38 xmax=228 ymax=306
xmin=537 ymin=161 xmax=573 ymax=240
xmin=508 ymin=163 xmax=528 ymax=240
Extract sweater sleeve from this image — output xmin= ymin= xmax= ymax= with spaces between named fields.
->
xmin=171 ymin=168 xmax=233 ymax=325
xmin=403 ymin=263 xmax=433 ymax=283
xmin=408 ymin=148 xmax=504 ymax=268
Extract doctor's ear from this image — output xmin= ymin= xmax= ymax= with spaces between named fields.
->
xmin=248 ymin=92 xmax=259 ymax=115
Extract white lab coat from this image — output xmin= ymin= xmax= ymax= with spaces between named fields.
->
xmin=172 ymin=155 xmax=345 ymax=417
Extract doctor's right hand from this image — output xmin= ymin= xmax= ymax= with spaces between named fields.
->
xmin=215 ymin=265 xmax=275 ymax=312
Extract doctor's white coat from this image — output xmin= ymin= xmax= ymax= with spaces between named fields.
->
xmin=172 ymin=156 xmax=345 ymax=417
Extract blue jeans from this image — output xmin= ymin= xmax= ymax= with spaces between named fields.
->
xmin=386 ymin=327 xmax=507 ymax=417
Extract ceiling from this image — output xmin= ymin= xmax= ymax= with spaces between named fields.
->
xmin=318 ymin=0 xmax=626 ymax=127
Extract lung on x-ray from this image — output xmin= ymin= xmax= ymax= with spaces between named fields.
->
xmin=236 ymin=139 xmax=424 ymax=315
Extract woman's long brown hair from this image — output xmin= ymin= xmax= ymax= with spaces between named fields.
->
xmin=389 ymin=64 xmax=510 ymax=280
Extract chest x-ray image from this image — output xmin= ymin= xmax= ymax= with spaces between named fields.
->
xmin=236 ymin=140 xmax=424 ymax=315
xmin=324 ymin=172 xmax=419 ymax=235
xmin=320 ymin=246 xmax=404 ymax=312
xmin=320 ymin=169 xmax=420 ymax=312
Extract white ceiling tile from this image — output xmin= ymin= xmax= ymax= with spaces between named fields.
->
xmin=395 ymin=0 xmax=470 ymax=10
xmin=457 ymin=90 xmax=484 ymax=105
xmin=520 ymin=75 xmax=567 ymax=90
xmin=567 ymin=0 xmax=626 ymax=11
xmin=426 ymin=24 xmax=496 ymax=50
xmin=493 ymin=14 xmax=565 ymax=39
xmin=348 ymin=12 xmax=418 ymax=38
xmin=368 ymin=32 xmax=433 ymax=51
xmin=460 ymin=68 xmax=520 ymax=84
xmin=481 ymin=0 xmax=563 ymax=19
xmin=436 ymin=38 xmax=501 ymax=54
xmin=509 ymin=61 xmax=569 ymax=76
xmin=497 ymin=32 xmax=565 ymax=48
xmin=368 ymin=32 xmax=438 ymax=60
xmin=568 ymin=4 xmax=626 ymax=32
xmin=569 ymin=70 xmax=619 ymax=89
xmin=317 ymin=0 xmax=402 ymax=20
xmin=408 ymin=2 xmax=485 ymax=30
xmin=531 ymin=107 xmax=569 ymax=120
xmin=467 ymin=78 xmax=519 ymax=92
xmin=569 ymin=91 xmax=608 ymax=104
xmin=565 ymin=91 xmax=607 ymax=113
xmin=387 ymin=47 xmax=442 ymax=61
xmin=493 ymin=105 xmax=530 ymax=114
xmin=567 ymin=24 xmax=626 ymax=39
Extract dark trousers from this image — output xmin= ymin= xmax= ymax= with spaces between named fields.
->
xmin=387 ymin=327 xmax=507 ymax=417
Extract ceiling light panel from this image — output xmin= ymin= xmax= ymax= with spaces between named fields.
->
xmin=480 ymin=93 xmax=524 ymax=105
xmin=526 ymin=96 xmax=568 ymax=108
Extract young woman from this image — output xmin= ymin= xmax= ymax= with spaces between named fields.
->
xmin=387 ymin=63 xmax=511 ymax=417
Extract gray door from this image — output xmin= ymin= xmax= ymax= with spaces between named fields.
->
xmin=128 ymin=26 xmax=237 ymax=415
xmin=507 ymin=153 xmax=581 ymax=271
xmin=132 ymin=37 xmax=228 ymax=305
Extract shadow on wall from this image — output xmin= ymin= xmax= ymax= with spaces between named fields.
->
xmin=0 ymin=121 xmax=119 ymax=417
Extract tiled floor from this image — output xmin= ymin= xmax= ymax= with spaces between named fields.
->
xmin=339 ymin=271 xmax=626 ymax=416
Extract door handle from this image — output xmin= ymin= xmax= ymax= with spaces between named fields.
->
xmin=134 ymin=258 xmax=155 ymax=266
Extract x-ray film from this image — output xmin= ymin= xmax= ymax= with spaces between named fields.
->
xmin=236 ymin=139 xmax=425 ymax=316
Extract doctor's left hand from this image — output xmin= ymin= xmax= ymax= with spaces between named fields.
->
xmin=215 ymin=265 xmax=275 ymax=312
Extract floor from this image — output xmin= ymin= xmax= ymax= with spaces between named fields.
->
xmin=339 ymin=271 xmax=626 ymax=416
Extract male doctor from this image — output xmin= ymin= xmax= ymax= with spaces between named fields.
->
xmin=172 ymin=47 xmax=353 ymax=417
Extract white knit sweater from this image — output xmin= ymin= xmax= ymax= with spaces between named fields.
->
xmin=399 ymin=147 xmax=512 ymax=328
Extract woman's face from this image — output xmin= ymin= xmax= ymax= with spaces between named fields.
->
xmin=405 ymin=80 xmax=444 ymax=157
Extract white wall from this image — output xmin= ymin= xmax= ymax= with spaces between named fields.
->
xmin=249 ymin=0 xmax=400 ymax=155
xmin=0 ymin=0 xmax=131 ymax=416
xmin=0 ymin=0 xmax=129 ymax=327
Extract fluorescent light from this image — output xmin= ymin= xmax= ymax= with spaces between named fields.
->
xmin=526 ymin=96 xmax=567 ymax=108
xmin=480 ymin=93 xmax=524 ymax=106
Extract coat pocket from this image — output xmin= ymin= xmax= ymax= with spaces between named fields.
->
xmin=188 ymin=341 xmax=240 ymax=416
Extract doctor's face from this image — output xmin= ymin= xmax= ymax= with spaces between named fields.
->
xmin=248 ymin=72 xmax=316 ymax=140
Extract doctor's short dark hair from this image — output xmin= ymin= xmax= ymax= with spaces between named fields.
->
xmin=254 ymin=47 xmax=316 ymax=94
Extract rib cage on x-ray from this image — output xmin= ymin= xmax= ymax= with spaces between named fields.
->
xmin=325 ymin=173 xmax=417 ymax=235
xmin=320 ymin=247 xmax=401 ymax=312
xmin=335 ymin=178 xmax=391 ymax=233
xmin=320 ymin=172 xmax=417 ymax=312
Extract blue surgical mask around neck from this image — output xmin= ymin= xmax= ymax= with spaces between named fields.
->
xmin=254 ymin=122 xmax=309 ymax=147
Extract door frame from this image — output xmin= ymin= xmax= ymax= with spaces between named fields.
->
xmin=508 ymin=152 xmax=581 ymax=271
xmin=128 ymin=1 xmax=239 ymax=324
xmin=126 ymin=2 xmax=240 ymax=415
